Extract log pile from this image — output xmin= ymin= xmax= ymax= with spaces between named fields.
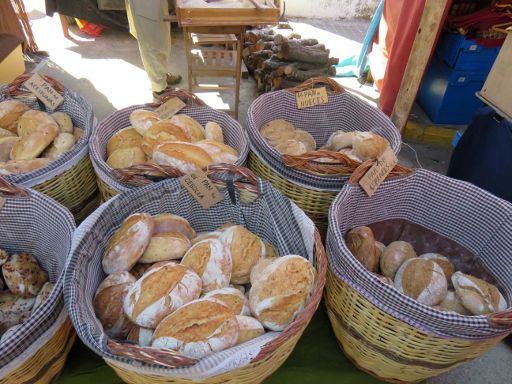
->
xmin=244 ymin=26 xmax=339 ymax=93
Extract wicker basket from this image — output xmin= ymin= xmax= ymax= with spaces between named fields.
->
xmin=90 ymin=89 xmax=249 ymax=201
xmin=0 ymin=177 xmax=76 ymax=383
xmin=64 ymin=165 xmax=326 ymax=383
xmin=326 ymin=169 xmax=512 ymax=383
xmin=0 ymin=74 xmax=99 ymax=223
xmin=246 ymin=77 xmax=402 ymax=236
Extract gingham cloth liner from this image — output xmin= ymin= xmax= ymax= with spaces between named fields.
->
xmin=0 ymin=87 xmax=94 ymax=187
xmin=90 ymin=104 xmax=249 ymax=193
xmin=0 ymin=187 xmax=75 ymax=368
xmin=64 ymin=176 xmax=316 ymax=377
xmin=246 ymin=89 xmax=402 ymax=192
xmin=327 ymin=169 xmax=512 ymax=340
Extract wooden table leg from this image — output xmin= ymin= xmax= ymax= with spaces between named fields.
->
xmin=59 ymin=14 xmax=70 ymax=38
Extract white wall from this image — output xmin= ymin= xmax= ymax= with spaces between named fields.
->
xmin=283 ymin=0 xmax=379 ymax=19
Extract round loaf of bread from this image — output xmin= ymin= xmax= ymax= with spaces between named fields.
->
xmin=2 ymin=252 xmax=48 ymax=297
xmin=274 ymin=139 xmax=307 ymax=156
xmin=372 ymin=273 xmax=394 ymax=286
xmin=152 ymin=141 xmax=213 ymax=174
xmin=44 ymin=132 xmax=76 ymax=159
xmin=73 ymin=127 xmax=84 ymax=142
xmin=50 ymin=112 xmax=73 ymax=133
xmin=436 ymin=290 xmax=470 ymax=315
xmin=191 ymin=231 xmax=222 ymax=245
xmin=352 ymin=132 xmax=390 ymax=161
xmin=139 ymin=232 xmax=191 ymax=263
xmin=205 ymin=121 xmax=224 ymax=143
xmin=338 ymin=148 xmax=362 ymax=162
xmin=130 ymin=109 xmax=159 ymax=136
xmin=124 ymin=262 xmax=201 ymax=328
xmin=129 ymin=263 xmax=153 ymax=280
xmin=346 ymin=226 xmax=380 ymax=273
xmin=249 ymin=255 xmax=316 ymax=331
xmin=181 ymin=239 xmax=232 ymax=293
xmin=260 ymin=119 xmax=296 ymax=147
xmin=151 ymin=298 xmax=239 ymax=359
xmin=17 ymin=110 xmax=58 ymax=137
xmin=219 ymin=225 xmax=265 ymax=284
xmin=106 ymin=127 xmax=142 ymax=157
xmin=0 ymin=100 xmax=29 ymax=133
xmin=31 ymin=281 xmax=54 ymax=314
xmin=195 ymin=140 xmax=239 ymax=164
xmin=250 ymin=257 xmax=278 ymax=285
xmin=11 ymin=124 xmax=59 ymax=160
xmin=94 ymin=272 xmax=136 ymax=338
xmin=394 ymin=258 xmax=447 ymax=306
xmin=127 ymin=325 xmax=154 ymax=347
xmin=141 ymin=121 xmax=191 ymax=156
xmin=203 ymin=287 xmax=250 ymax=315
xmin=102 ymin=213 xmax=154 ymax=274
xmin=0 ymin=127 xmax=16 ymax=138
xmin=170 ymin=114 xmax=205 ymax=142
xmin=0 ymin=158 xmax=50 ymax=175
xmin=0 ymin=291 xmax=34 ymax=332
xmin=323 ymin=131 xmax=355 ymax=151
xmin=420 ymin=253 xmax=455 ymax=282
xmin=0 ymin=136 xmax=19 ymax=162
xmin=452 ymin=271 xmax=507 ymax=315
xmin=106 ymin=146 xmax=147 ymax=169
xmin=236 ymin=315 xmax=265 ymax=344
xmin=152 ymin=213 xmax=196 ymax=239
xmin=380 ymin=241 xmax=417 ymax=279
xmin=293 ymin=129 xmax=316 ymax=152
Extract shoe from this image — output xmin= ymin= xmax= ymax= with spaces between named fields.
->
xmin=166 ymin=73 xmax=182 ymax=85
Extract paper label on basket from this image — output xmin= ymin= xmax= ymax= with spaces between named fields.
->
xmin=154 ymin=97 xmax=186 ymax=119
xmin=0 ymin=197 xmax=5 ymax=209
xmin=295 ymin=87 xmax=328 ymax=109
xmin=359 ymin=147 xmax=398 ymax=197
xmin=181 ymin=170 xmax=224 ymax=209
xmin=23 ymin=73 xmax=64 ymax=111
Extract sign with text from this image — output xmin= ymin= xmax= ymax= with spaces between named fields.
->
xmin=359 ymin=147 xmax=398 ymax=197
xmin=180 ymin=170 xmax=224 ymax=209
xmin=23 ymin=73 xmax=64 ymax=111
xmin=295 ymin=87 xmax=328 ymax=109
xmin=154 ymin=97 xmax=186 ymax=119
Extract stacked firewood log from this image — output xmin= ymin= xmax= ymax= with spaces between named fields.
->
xmin=244 ymin=25 xmax=339 ymax=92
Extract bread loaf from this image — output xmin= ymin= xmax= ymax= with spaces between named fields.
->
xmin=129 ymin=263 xmax=153 ymax=279
xmin=107 ymin=127 xmax=142 ymax=157
xmin=260 ymin=119 xmax=296 ymax=147
xmin=352 ymin=132 xmax=390 ymax=161
xmin=250 ymin=257 xmax=278 ymax=285
xmin=0 ymin=136 xmax=19 ymax=162
xmin=452 ymin=272 xmax=507 ymax=315
xmin=152 ymin=141 xmax=213 ymax=173
xmin=124 ymin=262 xmax=201 ymax=327
xmin=420 ymin=253 xmax=454 ymax=282
xmin=274 ymin=139 xmax=307 ymax=156
xmin=249 ymin=255 xmax=316 ymax=331
xmin=106 ymin=146 xmax=147 ymax=169
xmin=141 ymin=121 xmax=191 ymax=156
xmin=338 ymin=148 xmax=362 ymax=162
xmin=293 ymin=129 xmax=316 ymax=152
xmin=0 ymin=249 xmax=8 ymax=266
xmin=44 ymin=132 xmax=76 ymax=159
xmin=380 ymin=241 xmax=416 ymax=279
xmin=394 ymin=258 xmax=447 ymax=306
xmin=50 ymin=112 xmax=73 ymax=133
xmin=2 ymin=253 xmax=48 ymax=297
xmin=127 ymin=326 xmax=154 ymax=347
xmin=323 ymin=131 xmax=355 ymax=151
xmin=153 ymin=213 xmax=196 ymax=239
xmin=130 ymin=109 xmax=159 ymax=136
xmin=102 ymin=213 xmax=154 ymax=274
xmin=181 ymin=239 xmax=232 ymax=293
xmin=346 ymin=226 xmax=380 ymax=273
xmin=0 ymin=127 xmax=16 ymax=138
xmin=436 ymin=290 xmax=470 ymax=315
xmin=151 ymin=298 xmax=239 ymax=359
xmin=94 ymin=272 xmax=136 ymax=338
xmin=205 ymin=121 xmax=224 ymax=143
xmin=0 ymin=291 xmax=34 ymax=332
xmin=203 ymin=287 xmax=250 ymax=315
xmin=17 ymin=110 xmax=58 ymax=137
xmin=236 ymin=315 xmax=265 ymax=344
xmin=139 ymin=232 xmax=191 ymax=263
xmin=11 ymin=124 xmax=59 ymax=160
xmin=372 ymin=273 xmax=394 ymax=286
xmin=73 ymin=127 xmax=84 ymax=142
xmin=170 ymin=114 xmax=205 ymax=142
xmin=191 ymin=231 xmax=222 ymax=245
xmin=31 ymin=282 xmax=54 ymax=314
xmin=0 ymin=100 xmax=29 ymax=133
xmin=195 ymin=140 xmax=239 ymax=164
xmin=0 ymin=158 xmax=49 ymax=175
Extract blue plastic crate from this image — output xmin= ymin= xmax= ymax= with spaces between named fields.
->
xmin=418 ymin=57 xmax=486 ymax=125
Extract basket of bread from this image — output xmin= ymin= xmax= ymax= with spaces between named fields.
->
xmin=64 ymin=164 xmax=326 ymax=383
xmin=90 ymin=89 xmax=249 ymax=201
xmin=0 ymin=177 xmax=75 ymax=383
xmin=0 ymin=74 xmax=99 ymax=222
xmin=246 ymin=77 xmax=402 ymax=235
xmin=325 ymin=168 xmax=512 ymax=383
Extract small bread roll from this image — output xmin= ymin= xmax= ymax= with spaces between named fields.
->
xmin=139 ymin=232 xmax=191 ymax=263
xmin=107 ymin=147 xmax=147 ymax=169
xmin=141 ymin=121 xmax=191 ymax=156
xmin=322 ymin=131 xmax=355 ymax=151
xmin=17 ymin=110 xmax=58 ymax=137
xmin=380 ymin=241 xmax=417 ymax=279
xmin=219 ymin=225 xmax=266 ymax=284
xmin=0 ymin=136 xmax=19 ymax=162
xmin=94 ymin=272 xmax=136 ymax=338
xmin=152 ymin=141 xmax=213 ymax=173
xmin=195 ymin=139 xmax=239 ymax=164
xmin=130 ymin=109 xmax=159 ymax=136
xmin=452 ymin=272 xmax=507 ymax=315
xmin=260 ymin=119 xmax=296 ymax=147
xmin=230 ymin=284 xmax=246 ymax=294
xmin=32 ymin=282 xmax=54 ymax=314
xmin=124 ymin=262 xmax=202 ymax=328
xmin=107 ymin=127 xmax=142 ymax=157
xmin=420 ymin=253 xmax=454 ymax=282
xmin=102 ymin=213 xmax=155 ymax=274
xmin=151 ymin=298 xmax=239 ymax=359
xmin=338 ymin=148 xmax=362 ymax=162
xmin=394 ymin=258 xmax=448 ymax=306
xmin=2 ymin=253 xmax=48 ymax=297
xmin=0 ymin=127 xmax=16 ymax=138
xmin=11 ymin=124 xmax=59 ymax=160
xmin=372 ymin=273 xmax=394 ymax=286
xmin=153 ymin=213 xmax=196 ymax=239
xmin=0 ymin=158 xmax=49 ymax=175
xmin=436 ymin=290 xmax=470 ymax=315
xmin=293 ymin=130 xmax=316 ymax=152
xmin=127 ymin=326 xmax=154 ymax=347
xmin=352 ymin=132 xmax=390 ymax=161
xmin=346 ymin=226 xmax=380 ymax=273
xmin=205 ymin=121 xmax=224 ymax=143
xmin=236 ymin=315 xmax=265 ymax=344
xmin=249 ymin=255 xmax=316 ymax=331
xmin=203 ymin=287 xmax=250 ymax=315
xmin=181 ymin=239 xmax=232 ymax=293
xmin=0 ymin=249 xmax=8 ymax=266
xmin=50 ymin=112 xmax=73 ymax=133
xmin=45 ymin=132 xmax=76 ymax=159
xmin=170 ymin=114 xmax=205 ymax=142
xmin=73 ymin=127 xmax=84 ymax=142
xmin=0 ymin=291 xmax=34 ymax=332
xmin=191 ymin=231 xmax=222 ymax=245
xmin=275 ymin=139 xmax=307 ymax=156
xmin=0 ymin=100 xmax=29 ymax=133
xmin=250 ymin=257 xmax=278 ymax=285
xmin=375 ymin=241 xmax=386 ymax=253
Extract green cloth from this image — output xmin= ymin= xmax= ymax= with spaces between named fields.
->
xmin=57 ymin=307 xmax=382 ymax=383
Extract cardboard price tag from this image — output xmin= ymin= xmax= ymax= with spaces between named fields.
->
xmin=359 ymin=147 xmax=398 ymax=197
xmin=295 ymin=87 xmax=328 ymax=109
xmin=23 ymin=73 xmax=64 ymax=111
xmin=154 ymin=97 xmax=186 ymax=119
xmin=180 ymin=170 xmax=224 ymax=209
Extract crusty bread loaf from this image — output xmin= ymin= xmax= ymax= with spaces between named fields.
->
xmin=17 ymin=110 xmax=58 ymax=137
xmin=322 ymin=131 xmax=355 ymax=151
xmin=2 ymin=253 xmax=49 ymax=297
xmin=420 ymin=253 xmax=454 ymax=282
xmin=452 ymin=272 xmax=507 ymax=315
xmin=0 ymin=249 xmax=8 ymax=266
xmin=372 ymin=273 xmax=394 ymax=286
xmin=191 ymin=231 xmax=222 ymax=245
xmin=130 ymin=109 xmax=160 ymax=136
xmin=203 ymin=287 xmax=250 ymax=315
xmin=152 ymin=141 xmax=213 ymax=173
xmin=11 ymin=124 xmax=59 ymax=160
xmin=346 ymin=226 xmax=380 ymax=273
xmin=31 ymin=281 xmax=54 ymax=314
xmin=102 ymin=213 xmax=154 ymax=274
xmin=195 ymin=139 xmax=239 ymax=164
xmin=250 ymin=257 xmax=278 ymax=285
xmin=338 ymin=148 xmax=362 ymax=162
xmin=50 ymin=112 xmax=73 ymax=133
xmin=170 ymin=114 xmax=205 ymax=142
xmin=0 ymin=136 xmax=19 ymax=162
xmin=0 ymin=291 xmax=34 ymax=332
xmin=260 ymin=119 xmax=296 ymax=147
xmin=205 ymin=121 xmax=224 ymax=143
xmin=106 ymin=146 xmax=147 ymax=169
xmin=151 ymin=298 xmax=239 ymax=359
xmin=73 ymin=127 xmax=84 ymax=142
xmin=352 ymin=131 xmax=390 ymax=161
xmin=0 ymin=100 xmax=29 ymax=133
xmin=44 ymin=132 xmax=76 ymax=159
xmin=380 ymin=241 xmax=417 ymax=279
xmin=124 ymin=262 xmax=202 ymax=328
xmin=0 ymin=127 xmax=16 ymax=138
xmin=152 ymin=213 xmax=196 ymax=239
xmin=181 ymin=239 xmax=232 ymax=293
xmin=141 ymin=121 xmax=191 ymax=156
xmin=107 ymin=127 xmax=143 ymax=157
xmin=139 ymin=232 xmax=191 ymax=263
xmin=249 ymin=255 xmax=316 ymax=331
xmin=293 ymin=129 xmax=316 ymax=152
xmin=127 ymin=326 xmax=154 ymax=347
xmin=236 ymin=315 xmax=265 ymax=344
xmin=129 ymin=263 xmax=153 ymax=280
xmin=274 ymin=139 xmax=307 ymax=156
xmin=94 ymin=272 xmax=136 ymax=338
xmin=0 ymin=158 xmax=50 ymax=175
xmin=436 ymin=290 xmax=470 ymax=315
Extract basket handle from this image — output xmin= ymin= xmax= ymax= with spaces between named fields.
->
xmin=6 ymin=73 xmax=65 ymax=97
xmin=347 ymin=160 xmax=414 ymax=184
xmin=287 ymin=76 xmax=345 ymax=94
xmin=488 ymin=309 xmax=512 ymax=328
xmin=147 ymin=88 xmax=205 ymax=108
xmin=0 ymin=176 xmax=29 ymax=198
xmin=282 ymin=150 xmax=362 ymax=176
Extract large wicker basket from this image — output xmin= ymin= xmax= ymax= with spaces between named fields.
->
xmin=0 ymin=74 xmax=100 ymax=223
xmin=246 ymin=77 xmax=402 ymax=236
xmin=90 ymin=90 xmax=249 ymax=201
xmin=0 ymin=177 xmax=76 ymax=383
xmin=64 ymin=165 xmax=326 ymax=384
xmin=326 ymin=169 xmax=512 ymax=383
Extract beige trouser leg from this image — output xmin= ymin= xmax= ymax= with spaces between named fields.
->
xmin=126 ymin=0 xmax=170 ymax=92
